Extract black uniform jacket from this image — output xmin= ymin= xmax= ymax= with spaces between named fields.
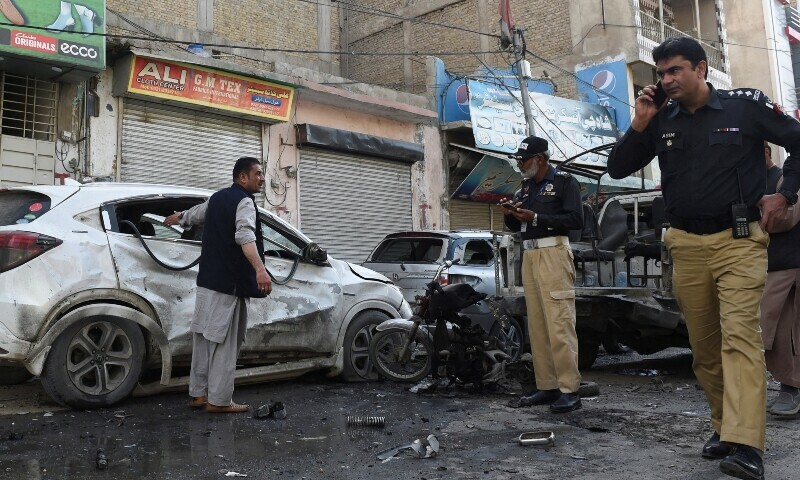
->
xmin=504 ymin=165 xmax=583 ymax=240
xmin=608 ymin=84 xmax=800 ymax=229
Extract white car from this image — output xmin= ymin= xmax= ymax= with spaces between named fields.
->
xmin=0 ymin=183 xmax=412 ymax=408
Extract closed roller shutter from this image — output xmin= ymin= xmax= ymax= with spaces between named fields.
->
xmin=121 ymin=99 xmax=263 ymax=200
xmin=449 ymin=199 xmax=505 ymax=231
xmin=299 ymin=149 xmax=412 ymax=263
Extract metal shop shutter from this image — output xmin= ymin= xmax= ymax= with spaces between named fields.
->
xmin=449 ymin=199 xmax=505 ymax=231
xmin=299 ymin=149 xmax=412 ymax=264
xmin=121 ymin=99 xmax=262 ymax=197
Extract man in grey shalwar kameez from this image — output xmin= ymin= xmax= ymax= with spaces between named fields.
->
xmin=165 ymin=157 xmax=271 ymax=413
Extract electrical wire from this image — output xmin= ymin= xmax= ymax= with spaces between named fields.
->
xmin=265 ymin=101 xmax=300 ymax=207
xmin=0 ymin=20 xmax=504 ymax=57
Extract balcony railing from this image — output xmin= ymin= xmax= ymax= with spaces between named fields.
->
xmin=787 ymin=6 xmax=800 ymax=33
xmin=638 ymin=11 xmax=726 ymax=72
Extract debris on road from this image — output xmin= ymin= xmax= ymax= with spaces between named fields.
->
xmin=411 ymin=434 xmax=439 ymax=458
xmin=376 ymin=443 xmax=413 ymax=461
xmin=253 ymin=401 xmax=286 ymax=420
xmin=347 ymin=416 xmax=385 ymax=427
xmin=518 ymin=431 xmax=555 ymax=447
xmin=95 ymin=449 xmax=108 ymax=470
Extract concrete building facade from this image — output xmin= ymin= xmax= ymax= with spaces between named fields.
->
xmin=727 ymin=0 xmax=800 ymax=165
xmin=342 ymin=0 xmax=733 ymax=228
xmin=0 ymin=0 xmax=445 ymax=263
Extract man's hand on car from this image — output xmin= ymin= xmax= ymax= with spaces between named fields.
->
xmin=164 ymin=212 xmax=181 ymax=226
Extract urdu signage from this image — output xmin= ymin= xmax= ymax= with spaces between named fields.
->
xmin=125 ymin=56 xmax=295 ymax=122
xmin=467 ymin=78 xmax=619 ymax=168
xmin=0 ymin=0 xmax=105 ymax=71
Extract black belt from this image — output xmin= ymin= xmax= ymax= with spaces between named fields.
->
xmin=667 ymin=207 xmax=761 ymax=235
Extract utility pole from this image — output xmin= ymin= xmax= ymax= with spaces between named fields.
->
xmin=513 ymin=29 xmax=536 ymax=137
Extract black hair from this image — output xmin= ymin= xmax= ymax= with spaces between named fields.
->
xmin=652 ymin=37 xmax=708 ymax=79
xmin=232 ymin=156 xmax=260 ymax=180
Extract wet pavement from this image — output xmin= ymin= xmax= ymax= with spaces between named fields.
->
xmin=1 ymin=348 xmax=798 ymax=479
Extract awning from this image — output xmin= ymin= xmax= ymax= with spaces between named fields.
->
xmin=449 ymin=143 xmax=655 ymax=204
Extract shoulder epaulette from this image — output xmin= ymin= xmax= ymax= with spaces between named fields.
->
xmin=719 ymin=88 xmax=787 ymax=117
xmin=719 ymin=88 xmax=769 ymax=105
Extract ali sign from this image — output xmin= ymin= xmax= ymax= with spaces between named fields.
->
xmin=126 ymin=56 xmax=295 ymax=122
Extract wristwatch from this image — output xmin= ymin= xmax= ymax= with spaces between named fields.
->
xmin=778 ymin=188 xmax=798 ymax=206
xmin=531 ymin=213 xmax=538 ymax=226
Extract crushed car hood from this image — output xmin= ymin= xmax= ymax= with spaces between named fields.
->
xmin=346 ymin=262 xmax=392 ymax=284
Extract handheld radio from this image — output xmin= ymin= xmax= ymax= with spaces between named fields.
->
xmin=731 ymin=169 xmax=750 ymax=239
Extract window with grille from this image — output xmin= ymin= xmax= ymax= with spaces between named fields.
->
xmin=0 ymin=73 xmax=57 ymax=141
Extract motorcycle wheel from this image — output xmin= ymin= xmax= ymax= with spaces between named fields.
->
xmin=369 ymin=327 xmax=433 ymax=382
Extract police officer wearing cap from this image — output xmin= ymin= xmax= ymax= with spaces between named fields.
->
xmin=501 ymin=135 xmax=584 ymax=413
xmin=608 ymin=36 xmax=800 ymax=480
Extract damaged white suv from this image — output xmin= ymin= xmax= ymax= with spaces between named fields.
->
xmin=0 ymin=183 xmax=411 ymax=408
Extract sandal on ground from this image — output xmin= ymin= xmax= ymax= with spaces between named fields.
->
xmin=188 ymin=396 xmax=207 ymax=408
xmin=206 ymin=402 xmax=250 ymax=413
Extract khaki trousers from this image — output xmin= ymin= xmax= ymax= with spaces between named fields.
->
xmin=521 ymin=245 xmax=581 ymax=393
xmin=664 ymin=222 xmax=768 ymax=450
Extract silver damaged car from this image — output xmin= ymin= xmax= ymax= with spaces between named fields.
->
xmin=0 ymin=183 xmax=412 ymax=408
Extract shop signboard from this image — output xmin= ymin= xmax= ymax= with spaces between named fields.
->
xmin=0 ymin=0 xmax=105 ymax=71
xmin=125 ymin=55 xmax=295 ymax=122
xmin=528 ymin=91 xmax=619 ymax=168
xmin=467 ymin=78 xmax=619 ymax=169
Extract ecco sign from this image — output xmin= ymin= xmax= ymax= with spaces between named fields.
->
xmin=57 ymin=40 xmax=98 ymax=59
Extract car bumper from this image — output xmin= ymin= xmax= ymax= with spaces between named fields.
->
xmin=0 ymin=321 xmax=32 ymax=362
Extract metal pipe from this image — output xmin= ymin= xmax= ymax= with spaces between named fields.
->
xmin=601 ymin=0 xmax=606 ymax=28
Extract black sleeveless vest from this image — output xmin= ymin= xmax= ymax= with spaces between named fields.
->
xmin=197 ymin=183 xmax=266 ymax=298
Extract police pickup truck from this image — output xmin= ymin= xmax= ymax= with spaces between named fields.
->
xmin=493 ymin=186 xmax=688 ymax=368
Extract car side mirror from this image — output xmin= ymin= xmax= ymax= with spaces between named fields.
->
xmin=303 ymin=243 xmax=328 ymax=265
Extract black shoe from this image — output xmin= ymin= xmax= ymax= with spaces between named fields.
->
xmin=518 ymin=389 xmax=560 ymax=407
xmin=719 ymin=444 xmax=764 ymax=480
xmin=549 ymin=392 xmax=582 ymax=413
xmin=702 ymin=432 xmax=732 ymax=459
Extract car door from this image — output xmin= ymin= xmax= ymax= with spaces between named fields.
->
xmin=105 ymin=198 xmax=342 ymax=363
xmin=103 ymin=196 xmax=208 ymax=361
xmin=241 ymin=212 xmax=341 ymax=360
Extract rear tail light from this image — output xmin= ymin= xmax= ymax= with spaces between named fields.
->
xmin=0 ymin=231 xmax=62 ymax=273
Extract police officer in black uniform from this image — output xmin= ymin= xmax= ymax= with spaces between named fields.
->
xmin=501 ymin=135 xmax=584 ymax=413
xmin=608 ymin=36 xmax=800 ymax=480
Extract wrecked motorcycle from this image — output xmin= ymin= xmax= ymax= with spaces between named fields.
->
xmin=369 ymin=261 xmax=511 ymax=387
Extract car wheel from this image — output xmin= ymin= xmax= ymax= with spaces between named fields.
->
xmin=341 ymin=311 xmax=389 ymax=382
xmin=490 ymin=316 xmax=524 ymax=362
xmin=41 ymin=316 xmax=146 ymax=409
xmin=0 ymin=366 xmax=33 ymax=385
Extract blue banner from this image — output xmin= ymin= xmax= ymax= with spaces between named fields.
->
xmin=576 ymin=60 xmax=631 ymax=133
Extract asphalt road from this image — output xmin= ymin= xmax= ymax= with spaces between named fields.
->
xmin=1 ymin=348 xmax=797 ymax=480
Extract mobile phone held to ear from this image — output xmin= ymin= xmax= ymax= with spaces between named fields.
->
xmin=652 ymin=81 xmax=668 ymax=108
